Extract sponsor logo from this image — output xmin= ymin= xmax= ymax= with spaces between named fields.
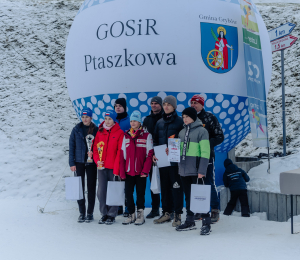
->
xmin=194 ymin=196 xmax=207 ymax=201
xmin=173 ymin=182 xmax=180 ymax=188
xmin=137 ymin=139 xmax=147 ymax=143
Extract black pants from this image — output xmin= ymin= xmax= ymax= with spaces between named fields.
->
xmin=181 ymin=176 xmax=210 ymax=222
xmin=224 ymin=189 xmax=250 ymax=216
xmin=75 ymin=162 xmax=97 ymax=215
xmin=204 ymin=158 xmax=219 ymax=209
xmin=159 ymin=166 xmax=183 ymax=214
xmin=125 ymin=175 xmax=147 ymax=214
xmin=149 ymin=166 xmax=160 ymax=210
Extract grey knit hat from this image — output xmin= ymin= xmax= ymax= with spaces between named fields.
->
xmin=163 ymin=95 xmax=177 ymax=109
xmin=151 ymin=96 xmax=163 ymax=108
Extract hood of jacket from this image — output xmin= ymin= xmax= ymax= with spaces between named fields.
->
xmin=224 ymin=159 xmax=239 ymax=172
xmin=98 ymin=121 xmax=121 ymax=133
xmin=183 ymin=118 xmax=203 ymax=130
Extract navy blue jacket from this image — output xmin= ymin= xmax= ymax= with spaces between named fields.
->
xmin=116 ymin=115 xmax=131 ymax=133
xmin=223 ymin=159 xmax=250 ymax=191
xmin=69 ymin=122 xmax=98 ymax=167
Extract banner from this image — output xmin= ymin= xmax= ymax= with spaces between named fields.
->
xmin=240 ymin=0 xmax=269 ymax=147
xmin=66 ymin=0 xmax=272 ymax=153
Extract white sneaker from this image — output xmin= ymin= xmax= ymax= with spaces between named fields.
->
xmin=135 ymin=209 xmax=145 ymax=225
xmin=122 ymin=213 xmax=136 ymax=225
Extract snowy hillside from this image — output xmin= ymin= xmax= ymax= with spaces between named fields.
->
xmin=0 ymin=0 xmax=300 ymax=200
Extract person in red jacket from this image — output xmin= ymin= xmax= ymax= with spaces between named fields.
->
xmin=93 ymin=109 xmax=124 ymax=225
xmin=120 ymin=111 xmax=154 ymax=225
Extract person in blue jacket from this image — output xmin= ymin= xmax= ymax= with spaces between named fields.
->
xmin=69 ymin=108 xmax=98 ymax=223
xmin=114 ymin=98 xmax=131 ymax=132
xmin=114 ymin=97 xmax=131 ymax=216
xmin=223 ymin=159 xmax=250 ymax=217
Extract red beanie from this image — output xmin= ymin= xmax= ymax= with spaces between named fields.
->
xmin=191 ymin=94 xmax=205 ymax=106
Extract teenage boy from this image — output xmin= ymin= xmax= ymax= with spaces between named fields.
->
xmin=143 ymin=96 xmax=163 ymax=219
xmin=191 ymin=94 xmax=224 ymax=223
xmin=153 ymin=96 xmax=184 ymax=227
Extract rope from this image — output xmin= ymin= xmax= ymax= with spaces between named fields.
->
xmin=37 ymin=165 xmax=68 ymax=214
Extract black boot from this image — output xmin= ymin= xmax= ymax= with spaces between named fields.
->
xmin=98 ymin=215 xmax=108 ymax=224
xmin=78 ymin=214 xmax=86 ymax=223
xmin=85 ymin=214 xmax=94 ymax=223
xmin=146 ymin=209 xmax=160 ymax=219
xmin=176 ymin=221 xmax=196 ymax=231
xmin=200 ymin=217 xmax=211 ymax=235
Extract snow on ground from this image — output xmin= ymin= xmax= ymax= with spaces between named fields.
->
xmin=1 ymin=199 xmax=300 ymax=260
xmin=247 ymin=149 xmax=300 ymax=192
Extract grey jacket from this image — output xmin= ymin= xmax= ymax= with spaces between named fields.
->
xmin=178 ymin=118 xmax=210 ymax=177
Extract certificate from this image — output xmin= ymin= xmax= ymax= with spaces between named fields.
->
xmin=154 ymin=145 xmax=171 ymax=168
xmin=168 ymin=138 xmax=181 ymax=163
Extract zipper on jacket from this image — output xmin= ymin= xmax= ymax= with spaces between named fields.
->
xmin=187 ymin=138 xmax=190 ymax=151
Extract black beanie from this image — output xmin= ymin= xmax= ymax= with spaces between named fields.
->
xmin=114 ymin=98 xmax=127 ymax=110
xmin=182 ymin=107 xmax=197 ymax=122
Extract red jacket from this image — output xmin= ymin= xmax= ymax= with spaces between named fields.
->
xmin=93 ymin=122 xmax=124 ymax=176
xmin=120 ymin=129 xmax=154 ymax=179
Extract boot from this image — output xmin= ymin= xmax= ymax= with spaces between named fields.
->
xmin=211 ymin=209 xmax=220 ymax=223
xmin=176 ymin=221 xmax=196 ymax=231
xmin=85 ymin=214 xmax=94 ymax=223
xmin=135 ymin=209 xmax=145 ymax=225
xmin=200 ymin=217 xmax=211 ymax=235
xmin=122 ymin=213 xmax=136 ymax=225
xmin=172 ymin=214 xmax=181 ymax=227
xmin=146 ymin=209 xmax=160 ymax=219
xmin=153 ymin=212 xmax=171 ymax=224
xmin=98 ymin=215 xmax=108 ymax=224
xmin=105 ymin=216 xmax=115 ymax=225
xmin=77 ymin=214 xmax=86 ymax=223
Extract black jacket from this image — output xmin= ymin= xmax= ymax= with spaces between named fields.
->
xmin=143 ymin=110 xmax=163 ymax=136
xmin=223 ymin=159 xmax=250 ymax=191
xmin=69 ymin=122 xmax=98 ymax=167
xmin=153 ymin=111 xmax=183 ymax=166
xmin=197 ymin=109 xmax=224 ymax=158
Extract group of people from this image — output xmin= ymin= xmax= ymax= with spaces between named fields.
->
xmin=69 ymin=94 xmax=251 ymax=236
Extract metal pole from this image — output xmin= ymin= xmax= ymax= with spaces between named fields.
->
xmin=267 ymin=147 xmax=270 ymax=174
xmin=281 ymin=49 xmax=286 ymax=156
xmin=291 ymin=195 xmax=294 ymax=234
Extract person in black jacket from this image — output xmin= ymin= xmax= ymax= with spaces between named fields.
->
xmin=223 ymin=159 xmax=250 ymax=217
xmin=143 ymin=96 xmax=163 ymax=219
xmin=191 ymin=94 xmax=224 ymax=223
xmin=69 ymin=108 xmax=98 ymax=223
xmin=153 ymin=96 xmax=184 ymax=227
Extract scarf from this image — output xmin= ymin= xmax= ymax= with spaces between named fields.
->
xmin=182 ymin=124 xmax=191 ymax=161
xmin=103 ymin=122 xmax=114 ymax=131
xmin=129 ymin=127 xmax=142 ymax=138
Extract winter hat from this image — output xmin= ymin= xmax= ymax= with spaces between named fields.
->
xmin=114 ymin=98 xmax=127 ymax=111
xmin=163 ymin=95 xmax=177 ymax=109
xmin=104 ymin=109 xmax=117 ymax=122
xmin=81 ymin=108 xmax=93 ymax=118
xmin=130 ymin=111 xmax=142 ymax=123
xmin=151 ymin=96 xmax=163 ymax=108
xmin=191 ymin=94 xmax=205 ymax=106
xmin=182 ymin=107 xmax=197 ymax=122
xmin=224 ymin=159 xmax=233 ymax=168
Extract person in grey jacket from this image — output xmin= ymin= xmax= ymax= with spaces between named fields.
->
xmin=175 ymin=107 xmax=212 ymax=235
xmin=69 ymin=108 xmax=98 ymax=223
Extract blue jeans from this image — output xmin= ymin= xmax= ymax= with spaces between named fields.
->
xmin=204 ymin=158 xmax=219 ymax=210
